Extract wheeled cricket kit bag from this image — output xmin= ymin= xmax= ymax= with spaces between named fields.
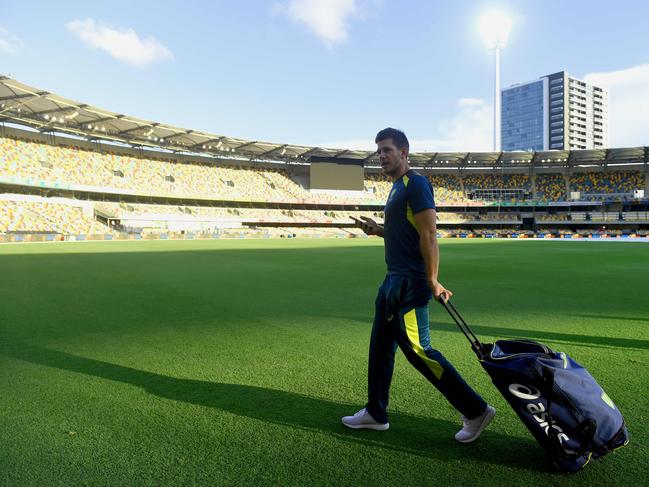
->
xmin=440 ymin=299 xmax=629 ymax=473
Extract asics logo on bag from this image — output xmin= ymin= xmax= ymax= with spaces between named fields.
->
xmin=508 ymin=383 xmax=541 ymax=400
xmin=508 ymin=383 xmax=570 ymax=445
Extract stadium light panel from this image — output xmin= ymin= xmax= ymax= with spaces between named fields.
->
xmin=477 ymin=10 xmax=512 ymax=49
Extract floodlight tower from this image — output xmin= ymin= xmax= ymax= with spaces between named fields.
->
xmin=478 ymin=11 xmax=513 ymax=152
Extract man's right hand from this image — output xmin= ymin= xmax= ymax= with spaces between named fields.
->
xmin=350 ymin=216 xmax=384 ymax=237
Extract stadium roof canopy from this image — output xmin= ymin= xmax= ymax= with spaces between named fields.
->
xmin=1 ymin=76 xmax=647 ymax=168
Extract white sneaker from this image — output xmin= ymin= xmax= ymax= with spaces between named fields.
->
xmin=341 ymin=408 xmax=389 ymax=431
xmin=455 ymin=405 xmax=496 ymax=443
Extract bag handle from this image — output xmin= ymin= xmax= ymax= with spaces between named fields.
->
xmin=438 ymin=298 xmax=486 ymax=359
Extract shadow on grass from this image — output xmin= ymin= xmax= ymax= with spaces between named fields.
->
xmin=343 ymin=313 xmax=649 ymax=351
xmin=0 ymin=341 xmax=546 ymax=472
xmin=570 ymin=314 xmax=649 ymax=323
xmin=427 ymin=322 xmax=649 ymax=351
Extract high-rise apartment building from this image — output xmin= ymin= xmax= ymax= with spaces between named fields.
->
xmin=501 ymin=71 xmax=608 ymax=151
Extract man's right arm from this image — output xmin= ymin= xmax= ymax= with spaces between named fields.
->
xmin=351 ymin=216 xmax=384 ymax=238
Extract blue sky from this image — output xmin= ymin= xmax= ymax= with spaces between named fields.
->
xmin=1 ymin=0 xmax=648 ymax=150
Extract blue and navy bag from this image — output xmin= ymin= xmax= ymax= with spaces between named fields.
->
xmin=441 ymin=301 xmax=629 ymax=473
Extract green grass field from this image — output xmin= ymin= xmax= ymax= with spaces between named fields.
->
xmin=1 ymin=239 xmax=648 ymax=486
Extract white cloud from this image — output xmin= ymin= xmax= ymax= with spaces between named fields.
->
xmin=66 ymin=18 xmax=173 ymax=68
xmin=427 ymin=98 xmax=493 ymax=152
xmin=318 ymin=98 xmax=493 ymax=152
xmin=584 ymin=63 xmax=649 ymax=148
xmin=278 ymin=0 xmax=359 ymax=48
xmin=0 ymin=27 xmax=24 ymax=54
xmin=458 ymin=97 xmax=484 ymax=107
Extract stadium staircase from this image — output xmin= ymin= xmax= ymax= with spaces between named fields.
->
xmin=93 ymin=206 xmax=128 ymax=233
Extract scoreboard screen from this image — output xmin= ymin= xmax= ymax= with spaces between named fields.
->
xmin=309 ymin=156 xmax=364 ymax=191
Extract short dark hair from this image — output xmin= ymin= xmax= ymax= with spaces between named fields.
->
xmin=375 ymin=127 xmax=409 ymax=151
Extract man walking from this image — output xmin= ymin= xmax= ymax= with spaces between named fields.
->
xmin=344 ymin=128 xmax=495 ymax=443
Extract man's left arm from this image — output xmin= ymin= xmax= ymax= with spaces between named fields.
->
xmin=414 ymin=209 xmax=453 ymax=303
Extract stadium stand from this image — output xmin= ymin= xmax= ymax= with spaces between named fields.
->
xmin=364 ymin=172 xmax=392 ymax=201
xmin=0 ymin=195 xmax=112 ymax=235
xmin=462 ymin=173 xmax=490 ymax=191
xmin=569 ymin=171 xmax=645 ymax=200
xmin=428 ymin=174 xmax=464 ymax=203
xmin=537 ymin=213 xmax=570 ymax=222
xmin=364 ymin=173 xmax=465 ymax=204
xmin=1 ymin=76 xmax=648 ymax=242
xmin=2 ymin=131 xmax=648 ymax=242
xmin=0 ymin=137 xmax=325 ymax=203
xmin=535 ymin=174 xmax=566 ymax=201
xmin=95 ymin=202 xmax=383 ymax=227
xmin=436 ymin=212 xmax=520 ymax=223
xmin=463 ymin=173 xmax=531 ymax=203
xmin=2 ymin=134 xmax=647 ymax=206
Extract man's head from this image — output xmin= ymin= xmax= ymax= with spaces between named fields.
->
xmin=375 ymin=127 xmax=409 ymax=180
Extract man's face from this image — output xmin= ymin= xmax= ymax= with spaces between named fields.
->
xmin=376 ymin=138 xmax=407 ymax=178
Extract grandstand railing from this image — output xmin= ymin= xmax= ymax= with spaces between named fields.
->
xmin=572 ymin=192 xmax=639 ymax=201
xmin=468 ymin=188 xmax=530 ymax=202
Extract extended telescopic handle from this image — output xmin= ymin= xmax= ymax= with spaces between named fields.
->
xmin=437 ymin=297 xmax=486 ymax=359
